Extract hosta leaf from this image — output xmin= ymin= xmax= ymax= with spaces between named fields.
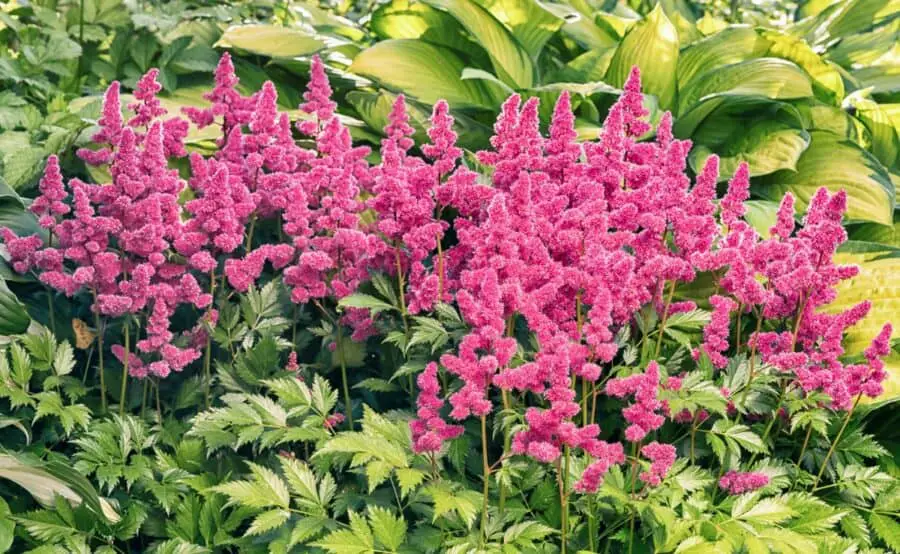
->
xmin=421 ymin=0 xmax=535 ymax=88
xmin=369 ymin=0 xmax=484 ymax=58
xmin=677 ymin=58 xmax=813 ymax=117
xmin=349 ymin=40 xmax=500 ymax=108
xmin=476 ymin=0 xmax=563 ymax=58
xmin=826 ymin=243 xmax=900 ymax=400
xmin=216 ymin=25 xmax=328 ymax=58
xmin=677 ymin=27 xmax=771 ymax=92
xmin=753 ymin=131 xmax=895 ymax=225
xmin=846 ymin=94 xmax=899 ymax=170
xmin=606 ymin=4 xmax=679 ymax=109
xmin=0 ymin=279 xmax=30 ymax=335
xmin=761 ymin=29 xmax=844 ymax=104
xmin=690 ymin=119 xmax=810 ymax=180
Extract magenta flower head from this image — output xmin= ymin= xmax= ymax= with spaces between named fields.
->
xmin=719 ymin=470 xmax=769 ymax=495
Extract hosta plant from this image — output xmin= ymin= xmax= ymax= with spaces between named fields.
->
xmin=0 ymin=53 xmax=897 ymax=553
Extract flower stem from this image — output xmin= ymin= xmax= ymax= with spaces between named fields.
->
xmin=792 ymin=424 xmax=814 ymax=489
xmin=203 ymin=271 xmax=215 ymax=409
xmin=740 ymin=312 xmax=764 ymax=405
xmin=654 ymin=280 xmax=677 ymax=358
xmin=480 ymin=414 xmax=490 ymax=546
xmin=245 ymin=216 xmax=257 ymax=252
xmin=436 ymin=233 xmax=445 ymax=301
xmin=561 ymin=446 xmax=570 ymax=554
xmin=393 ymin=245 xmax=409 ymax=333
xmin=141 ymin=379 xmax=148 ymax=419
xmin=94 ymin=307 xmax=106 ymax=413
xmin=119 ymin=322 xmax=129 ymax=417
xmin=336 ymin=324 xmax=354 ymax=429
xmin=813 ymin=395 xmax=861 ymax=490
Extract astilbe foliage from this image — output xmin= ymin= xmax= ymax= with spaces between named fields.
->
xmin=1 ymin=58 xmax=893 ymax=507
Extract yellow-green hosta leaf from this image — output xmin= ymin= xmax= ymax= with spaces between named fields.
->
xmin=216 ymin=25 xmax=329 ymax=58
xmin=421 ymin=0 xmax=535 ymax=89
xmin=753 ymin=131 xmax=895 ymax=224
xmin=827 ymin=18 xmax=899 ymax=68
xmin=743 ymin=200 xmax=780 ymax=238
xmin=793 ymin=101 xmax=868 ymax=144
xmin=761 ymin=30 xmax=844 ymax=104
xmin=851 ymin=63 xmax=900 ymax=96
xmin=696 ymin=13 xmax=728 ymax=36
xmin=349 ymin=39 xmax=501 ymax=108
xmin=477 ymin=0 xmax=564 ymax=58
xmin=849 ymin=212 xmax=900 ymax=247
xmin=847 ymin=94 xmax=899 ymax=170
xmin=827 ymin=0 xmax=897 ymax=38
xmin=369 ymin=0 xmax=484 ymax=59
xmin=548 ymin=3 xmax=619 ymax=50
xmin=677 ymin=27 xmax=771 ymax=91
xmin=828 ymin=244 xmax=900 ymax=402
xmin=677 ymin=58 xmax=814 ymax=116
xmin=690 ymin=119 xmax=810 ymax=180
xmin=606 ymin=4 xmax=679 ymax=110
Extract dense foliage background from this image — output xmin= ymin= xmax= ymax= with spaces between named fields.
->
xmin=0 ymin=0 xmax=898 ymax=552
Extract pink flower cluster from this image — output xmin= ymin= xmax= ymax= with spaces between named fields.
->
xmin=718 ymin=470 xmax=770 ymax=495
xmin=410 ymin=362 xmax=464 ymax=453
xmin=606 ymin=362 xmax=666 ymax=442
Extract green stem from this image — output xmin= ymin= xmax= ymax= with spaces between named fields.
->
xmin=203 ymin=271 xmax=215 ymax=409
xmin=119 ymin=322 xmax=129 ymax=417
xmin=561 ymin=447 xmax=570 ymax=554
xmin=155 ymin=379 xmax=162 ymax=422
xmin=792 ymin=424 xmax=814 ymax=489
xmin=93 ymin=291 xmax=107 ymax=413
xmin=336 ymin=325 xmax=354 ymax=429
xmin=654 ymin=280 xmax=677 ymax=358
xmin=813 ymin=395 xmax=861 ymax=490
xmin=245 ymin=216 xmax=257 ymax=252
xmin=480 ymin=414 xmax=490 ymax=546
xmin=141 ymin=379 xmax=148 ymax=419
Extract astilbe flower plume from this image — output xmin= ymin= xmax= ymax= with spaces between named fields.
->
xmin=719 ymin=470 xmax=770 ymax=494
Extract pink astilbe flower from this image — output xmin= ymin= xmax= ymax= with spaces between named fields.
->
xmin=719 ymin=470 xmax=769 ymax=494
xmin=183 ymin=52 xmax=256 ymax=136
xmin=410 ymin=362 xmax=464 ymax=453
xmin=30 ymin=156 xmax=70 ymax=228
xmin=700 ymin=295 xmax=737 ymax=368
xmin=639 ymin=442 xmax=676 ymax=486
xmin=606 ymin=362 xmax=667 ymax=442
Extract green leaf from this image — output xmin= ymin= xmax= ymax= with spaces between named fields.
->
xmin=869 ymin=512 xmax=900 ymax=551
xmin=677 ymin=58 xmax=813 ymax=117
xmin=369 ymin=0 xmax=484 ymax=58
xmin=476 ymin=0 xmax=563 ymax=58
xmin=732 ymin=494 xmax=795 ymax=525
xmin=421 ymin=0 xmax=535 ymax=89
xmin=753 ymin=130 xmax=895 ymax=225
xmin=0 ymin=279 xmax=30 ymax=335
xmin=245 ymin=509 xmax=290 ymax=536
xmin=690 ymin=119 xmax=810 ymax=180
xmin=337 ymin=293 xmax=396 ymax=315
xmin=0 ymin=497 xmax=13 ymax=553
xmin=606 ymin=4 xmax=679 ymax=109
xmin=761 ymin=30 xmax=844 ymax=104
xmin=847 ymin=93 xmax=899 ymax=170
xmin=349 ymin=39 xmax=500 ymax=109
xmin=368 ymin=506 xmax=406 ymax=551
xmin=677 ymin=27 xmax=771 ymax=92
xmin=216 ymin=25 xmax=328 ymax=58
xmin=312 ymin=528 xmax=373 ymax=554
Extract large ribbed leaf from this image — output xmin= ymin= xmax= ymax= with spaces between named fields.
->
xmin=743 ymin=200 xmax=780 ymax=238
xmin=851 ymin=63 xmax=900 ymax=95
xmin=753 ymin=130 xmax=895 ymax=225
xmin=828 ymin=243 xmax=900 ymax=401
xmin=827 ymin=19 xmax=899 ymax=68
xmin=216 ymin=25 xmax=329 ymax=58
xmin=827 ymin=0 xmax=896 ymax=38
xmin=547 ymin=3 xmax=619 ymax=49
xmin=552 ymin=49 xmax=616 ymax=82
xmin=349 ymin=40 xmax=500 ymax=108
xmin=849 ymin=213 xmax=900 ymax=247
xmin=761 ymin=30 xmax=844 ymax=104
xmin=677 ymin=27 xmax=770 ymax=91
xmin=421 ymin=0 xmax=535 ymax=89
xmin=369 ymin=0 xmax=485 ymax=59
xmin=793 ymin=101 xmax=868 ymax=143
xmin=605 ymin=4 xmax=679 ymax=110
xmin=847 ymin=93 xmax=900 ymax=170
xmin=677 ymin=58 xmax=814 ymax=116
xmin=690 ymin=119 xmax=810 ymax=180
xmin=0 ymin=279 xmax=29 ymax=335
xmin=477 ymin=0 xmax=564 ymax=58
